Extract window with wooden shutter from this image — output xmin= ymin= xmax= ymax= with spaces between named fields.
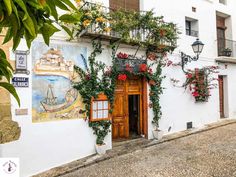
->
xmin=109 ymin=0 xmax=140 ymax=11
xmin=90 ymin=93 xmax=110 ymax=122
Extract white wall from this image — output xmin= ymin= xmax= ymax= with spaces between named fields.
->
xmin=1 ymin=39 xmax=112 ymax=177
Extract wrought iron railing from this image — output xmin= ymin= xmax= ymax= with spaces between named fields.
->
xmin=186 ymin=29 xmax=198 ymax=37
xmin=115 ymin=56 xmax=147 ymax=72
xmin=217 ymin=38 xmax=236 ymax=57
xmin=79 ymin=2 xmax=173 ymax=47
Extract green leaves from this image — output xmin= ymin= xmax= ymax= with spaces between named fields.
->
xmin=59 ymin=14 xmax=82 ymax=23
xmin=0 ymin=82 xmax=20 ymax=106
xmin=0 ymin=0 xmax=82 ymax=106
xmin=61 ymin=25 xmax=73 ymax=39
xmin=41 ymin=23 xmax=60 ymax=45
xmin=0 ymin=48 xmax=20 ymax=106
xmin=3 ymin=0 xmax=12 ymax=16
xmin=0 ymin=0 xmax=81 ymax=50
xmin=60 ymin=0 xmax=77 ymax=11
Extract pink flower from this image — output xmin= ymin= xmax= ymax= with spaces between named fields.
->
xmin=125 ymin=64 xmax=133 ymax=72
xmin=167 ymin=60 xmax=173 ymax=67
xmin=186 ymin=73 xmax=193 ymax=79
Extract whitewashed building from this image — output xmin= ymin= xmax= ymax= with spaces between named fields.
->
xmin=1 ymin=0 xmax=236 ymax=176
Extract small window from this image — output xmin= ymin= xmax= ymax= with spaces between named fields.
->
xmin=185 ymin=17 xmax=199 ymax=37
xmin=90 ymin=93 xmax=110 ymax=122
xmin=109 ymin=0 xmax=140 ymax=11
xmin=219 ymin=0 xmax=227 ymax=5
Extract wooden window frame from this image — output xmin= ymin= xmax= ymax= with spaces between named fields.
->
xmin=185 ymin=20 xmax=191 ymax=36
xmin=109 ymin=0 xmax=140 ymax=11
xmin=90 ymin=93 xmax=110 ymax=122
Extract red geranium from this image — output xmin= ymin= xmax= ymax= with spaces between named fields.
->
xmin=118 ymin=74 xmax=127 ymax=81
xmin=117 ymin=52 xmax=129 ymax=59
xmin=192 ymin=91 xmax=199 ymax=97
xmin=139 ymin=64 xmax=147 ymax=72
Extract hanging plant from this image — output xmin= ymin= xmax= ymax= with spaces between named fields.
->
xmin=182 ymin=66 xmax=219 ymax=102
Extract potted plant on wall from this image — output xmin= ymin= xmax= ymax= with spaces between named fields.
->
xmin=222 ymin=48 xmax=232 ymax=57
xmin=152 ymin=119 xmax=164 ymax=140
xmin=89 ymin=120 xmax=111 ymax=155
xmin=89 ymin=93 xmax=112 ymax=155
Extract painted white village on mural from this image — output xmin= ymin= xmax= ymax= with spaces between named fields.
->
xmin=1 ymin=0 xmax=236 ymax=177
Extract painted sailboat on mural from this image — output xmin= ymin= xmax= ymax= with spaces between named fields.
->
xmin=32 ymin=41 xmax=87 ymax=122
xmin=40 ymin=84 xmax=78 ymax=112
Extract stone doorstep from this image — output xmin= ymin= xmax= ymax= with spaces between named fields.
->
xmin=32 ymin=119 xmax=236 ymax=177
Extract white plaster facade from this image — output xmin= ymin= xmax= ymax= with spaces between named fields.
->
xmin=1 ymin=0 xmax=236 ymax=176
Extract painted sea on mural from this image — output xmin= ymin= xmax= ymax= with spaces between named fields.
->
xmin=32 ymin=41 xmax=87 ymax=122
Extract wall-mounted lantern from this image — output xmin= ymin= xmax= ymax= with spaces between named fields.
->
xmin=181 ymin=38 xmax=204 ymax=73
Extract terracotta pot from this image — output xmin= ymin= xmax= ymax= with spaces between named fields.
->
xmin=152 ymin=130 xmax=164 ymax=140
xmin=95 ymin=143 xmax=107 ymax=155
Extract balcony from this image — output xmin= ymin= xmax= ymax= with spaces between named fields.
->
xmin=77 ymin=1 xmax=177 ymax=51
xmin=216 ymin=38 xmax=236 ymax=64
xmin=217 ymin=38 xmax=236 ymax=57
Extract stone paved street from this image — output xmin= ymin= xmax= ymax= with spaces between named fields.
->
xmin=62 ymin=123 xmax=236 ymax=177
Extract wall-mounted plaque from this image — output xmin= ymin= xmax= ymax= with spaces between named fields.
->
xmin=12 ymin=77 xmax=29 ymax=87
xmin=14 ymin=50 xmax=30 ymax=75
xmin=15 ymin=109 xmax=28 ymax=116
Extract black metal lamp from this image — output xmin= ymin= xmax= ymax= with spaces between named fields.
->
xmin=181 ymin=38 xmax=204 ymax=73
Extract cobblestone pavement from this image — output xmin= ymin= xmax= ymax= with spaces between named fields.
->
xmin=62 ymin=123 xmax=236 ymax=177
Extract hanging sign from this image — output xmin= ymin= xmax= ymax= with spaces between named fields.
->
xmin=12 ymin=77 xmax=29 ymax=87
xmin=14 ymin=50 xmax=30 ymax=75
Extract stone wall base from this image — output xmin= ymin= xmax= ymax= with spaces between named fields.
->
xmin=0 ymin=104 xmax=21 ymax=144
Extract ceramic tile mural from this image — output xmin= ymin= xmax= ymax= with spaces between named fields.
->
xmin=32 ymin=41 xmax=87 ymax=122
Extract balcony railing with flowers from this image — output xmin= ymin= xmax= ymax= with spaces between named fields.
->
xmin=78 ymin=2 xmax=151 ymax=43
xmin=115 ymin=52 xmax=147 ymax=72
xmin=217 ymin=38 xmax=236 ymax=57
xmin=76 ymin=1 xmax=178 ymax=53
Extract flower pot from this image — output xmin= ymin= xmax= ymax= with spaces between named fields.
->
xmin=95 ymin=143 xmax=107 ymax=155
xmin=222 ymin=50 xmax=232 ymax=57
xmin=152 ymin=130 xmax=164 ymax=140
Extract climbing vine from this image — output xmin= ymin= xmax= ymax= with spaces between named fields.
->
xmin=170 ymin=65 xmax=219 ymax=102
xmin=183 ymin=66 xmax=219 ymax=102
xmin=73 ymin=40 xmax=116 ymax=145
xmin=72 ymin=2 xmax=179 ymax=144
xmin=74 ymin=40 xmax=170 ymax=143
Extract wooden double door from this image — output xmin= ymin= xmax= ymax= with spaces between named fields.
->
xmin=112 ymin=77 xmax=147 ymax=140
xmin=218 ymin=75 xmax=225 ymax=118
